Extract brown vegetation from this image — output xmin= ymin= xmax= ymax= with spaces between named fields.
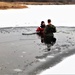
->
xmin=0 ymin=2 xmax=28 ymax=9
xmin=0 ymin=1 xmax=74 ymax=10
xmin=21 ymin=2 xmax=72 ymax=5
xmin=13 ymin=1 xmax=74 ymax=5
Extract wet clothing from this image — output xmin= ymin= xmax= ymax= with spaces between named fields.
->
xmin=44 ymin=24 xmax=56 ymax=37
xmin=36 ymin=24 xmax=45 ymax=35
xmin=44 ymin=24 xmax=56 ymax=44
xmin=36 ymin=26 xmax=45 ymax=41
xmin=36 ymin=25 xmax=45 ymax=43
xmin=36 ymin=27 xmax=44 ymax=34
xmin=44 ymin=36 xmax=56 ymax=44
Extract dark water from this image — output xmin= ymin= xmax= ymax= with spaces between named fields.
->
xmin=0 ymin=26 xmax=75 ymax=75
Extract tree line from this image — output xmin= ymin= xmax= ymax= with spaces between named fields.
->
xmin=0 ymin=0 xmax=72 ymax=2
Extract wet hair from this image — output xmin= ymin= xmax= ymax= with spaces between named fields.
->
xmin=40 ymin=21 xmax=45 ymax=28
xmin=48 ymin=19 xmax=51 ymax=23
xmin=41 ymin=21 xmax=44 ymax=25
xmin=41 ymin=25 xmax=45 ymax=28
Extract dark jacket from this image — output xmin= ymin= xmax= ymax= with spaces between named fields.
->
xmin=44 ymin=24 xmax=56 ymax=37
xmin=44 ymin=24 xmax=56 ymax=44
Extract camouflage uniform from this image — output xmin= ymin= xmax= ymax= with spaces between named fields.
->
xmin=44 ymin=24 xmax=56 ymax=44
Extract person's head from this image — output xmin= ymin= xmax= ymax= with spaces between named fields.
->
xmin=40 ymin=21 xmax=45 ymax=28
xmin=47 ymin=19 xmax=51 ymax=24
xmin=41 ymin=21 xmax=45 ymax=25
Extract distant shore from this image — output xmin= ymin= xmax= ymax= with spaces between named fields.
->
xmin=0 ymin=2 xmax=28 ymax=9
xmin=20 ymin=2 xmax=75 ymax=5
xmin=0 ymin=2 xmax=75 ymax=9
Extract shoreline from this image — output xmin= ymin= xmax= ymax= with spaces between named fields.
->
xmin=0 ymin=2 xmax=75 ymax=9
xmin=0 ymin=2 xmax=75 ymax=5
xmin=21 ymin=2 xmax=75 ymax=5
xmin=0 ymin=2 xmax=28 ymax=9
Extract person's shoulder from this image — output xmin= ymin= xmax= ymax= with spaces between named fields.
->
xmin=45 ymin=25 xmax=49 ymax=28
xmin=51 ymin=24 xmax=54 ymax=26
xmin=51 ymin=24 xmax=56 ymax=28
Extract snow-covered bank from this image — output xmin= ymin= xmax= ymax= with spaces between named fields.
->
xmin=0 ymin=5 xmax=75 ymax=28
xmin=39 ymin=54 xmax=75 ymax=75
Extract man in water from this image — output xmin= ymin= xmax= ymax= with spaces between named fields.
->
xmin=44 ymin=19 xmax=56 ymax=51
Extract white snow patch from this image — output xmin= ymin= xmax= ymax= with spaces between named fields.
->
xmin=47 ymin=55 xmax=54 ymax=58
xmin=39 ymin=54 xmax=75 ymax=75
xmin=20 ymin=55 xmax=24 ymax=58
xmin=37 ymin=58 xmax=46 ymax=62
xmin=55 ymin=48 xmax=59 ymax=51
xmin=14 ymin=69 xmax=22 ymax=72
xmin=22 ymin=52 xmax=26 ymax=54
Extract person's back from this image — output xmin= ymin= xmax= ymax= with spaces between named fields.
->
xmin=44 ymin=19 xmax=56 ymax=36
xmin=44 ymin=19 xmax=56 ymax=51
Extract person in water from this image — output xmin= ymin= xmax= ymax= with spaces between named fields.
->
xmin=36 ymin=21 xmax=46 ymax=43
xmin=36 ymin=21 xmax=45 ymax=35
xmin=44 ymin=19 xmax=56 ymax=51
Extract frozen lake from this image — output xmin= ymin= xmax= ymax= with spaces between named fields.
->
xmin=0 ymin=5 xmax=75 ymax=28
xmin=0 ymin=5 xmax=75 ymax=74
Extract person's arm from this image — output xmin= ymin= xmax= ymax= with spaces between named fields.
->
xmin=53 ymin=26 xmax=56 ymax=33
xmin=36 ymin=27 xmax=41 ymax=33
xmin=52 ymin=25 xmax=56 ymax=33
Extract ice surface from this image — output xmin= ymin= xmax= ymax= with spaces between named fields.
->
xmin=0 ymin=5 xmax=75 ymax=28
xmin=39 ymin=54 xmax=75 ymax=75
